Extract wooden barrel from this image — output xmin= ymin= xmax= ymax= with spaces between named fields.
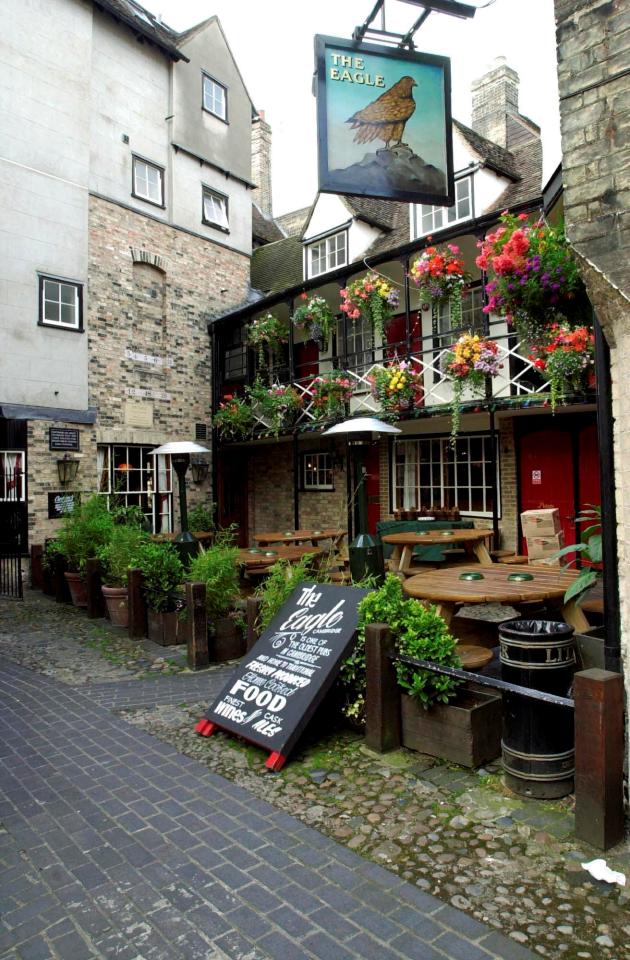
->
xmin=499 ymin=619 xmax=576 ymax=799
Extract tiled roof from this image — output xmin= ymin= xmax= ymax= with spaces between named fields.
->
xmin=453 ymin=120 xmax=521 ymax=181
xmin=251 ymin=237 xmax=304 ymax=294
xmin=252 ymin=204 xmax=285 ymax=244
xmin=362 ymin=203 xmax=411 ymax=257
xmin=276 ymin=207 xmax=312 ymax=238
xmin=341 ymin=196 xmax=400 ymax=231
xmin=94 ymin=0 xmax=187 ymax=60
xmin=490 ymin=139 xmax=543 ymax=214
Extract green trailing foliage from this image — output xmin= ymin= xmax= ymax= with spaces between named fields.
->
xmin=254 ymin=557 xmax=329 ymax=632
xmin=187 ymin=503 xmax=216 ymax=532
xmin=98 ymin=523 xmax=149 ymax=587
xmin=187 ymin=543 xmax=240 ymax=621
xmin=340 ymin=574 xmax=460 ymax=721
xmin=45 ymin=494 xmax=114 ymax=574
xmin=133 ymin=541 xmax=184 ymax=613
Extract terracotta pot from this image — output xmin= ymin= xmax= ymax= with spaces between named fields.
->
xmin=147 ymin=609 xmax=179 ymax=646
xmin=64 ymin=571 xmax=88 ymax=608
xmin=102 ymin=585 xmax=129 ymax=628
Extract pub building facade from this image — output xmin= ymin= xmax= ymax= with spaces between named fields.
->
xmin=0 ymin=0 xmax=255 ymax=550
xmin=210 ymin=60 xmax=600 ymax=554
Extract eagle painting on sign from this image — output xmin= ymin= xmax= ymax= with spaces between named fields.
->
xmin=315 ymin=35 xmax=454 ymax=205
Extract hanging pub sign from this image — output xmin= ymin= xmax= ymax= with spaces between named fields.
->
xmin=196 ymin=582 xmax=367 ymax=770
xmin=314 ymin=35 xmax=454 ymax=205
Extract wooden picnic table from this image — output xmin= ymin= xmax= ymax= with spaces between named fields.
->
xmin=237 ymin=544 xmax=323 ymax=569
xmin=402 ymin=563 xmax=589 ymax=632
xmin=254 ymin=528 xmax=346 ymax=550
xmin=382 ymin=529 xmax=494 ymax=572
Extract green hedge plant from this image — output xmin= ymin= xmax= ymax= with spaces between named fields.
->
xmin=46 ymin=494 xmax=114 ymax=574
xmin=134 ymin=541 xmax=184 ymax=613
xmin=99 ymin=524 xmax=148 ymax=587
xmin=187 ymin=543 xmax=240 ymax=621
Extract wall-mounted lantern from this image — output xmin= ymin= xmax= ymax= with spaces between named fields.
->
xmin=57 ymin=454 xmax=80 ymax=486
xmin=190 ymin=458 xmax=209 ymax=484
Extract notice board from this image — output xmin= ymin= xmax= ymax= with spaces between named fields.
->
xmin=198 ymin=583 xmax=367 ymax=768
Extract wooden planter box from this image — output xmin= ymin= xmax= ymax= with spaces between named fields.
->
xmin=401 ymin=687 xmax=502 ymax=768
xmin=211 ymin=616 xmax=245 ymax=662
xmin=147 ymin=609 xmax=180 ymax=646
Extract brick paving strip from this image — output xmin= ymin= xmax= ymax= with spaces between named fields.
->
xmin=0 ymin=659 xmax=536 ymax=960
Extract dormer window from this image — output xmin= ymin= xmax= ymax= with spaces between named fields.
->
xmin=414 ymin=174 xmax=473 ymax=238
xmin=306 ymin=230 xmax=347 ymax=279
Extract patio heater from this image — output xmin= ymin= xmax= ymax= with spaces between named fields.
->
xmin=150 ymin=440 xmax=210 ymax=564
xmin=323 ymin=417 xmax=401 ymax=583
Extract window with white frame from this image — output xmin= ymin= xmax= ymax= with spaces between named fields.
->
xmin=339 ymin=314 xmax=374 ymax=376
xmin=97 ymin=445 xmax=173 ymax=533
xmin=202 ymin=74 xmax=227 ymax=121
xmin=393 ymin=435 xmax=497 ymax=516
xmin=434 ymin=286 xmax=484 ymax=343
xmin=39 ymin=276 xmax=82 ymax=331
xmin=307 ymin=231 xmax=347 ymax=279
xmin=0 ymin=451 xmax=25 ymax=501
xmin=132 ymin=157 xmax=164 ymax=206
xmin=302 ymin=452 xmax=334 ymax=491
xmin=416 ymin=175 xmax=473 ymax=237
xmin=202 ymin=187 xmax=229 ymax=231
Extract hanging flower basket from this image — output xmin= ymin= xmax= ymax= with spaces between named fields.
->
xmin=248 ymin=379 xmax=304 ymax=436
xmin=368 ymin=360 xmax=424 ymax=415
xmin=340 ymin=273 xmax=399 ymax=339
xmin=528 ymin=323 xmax=595 ymax=412
xmin=409 ymin=243 xmax=470 ymax=327
xmin=309 ymin=371 xmax=354 ymax=421
xmin=476 ymin=212 xmax=587 ymax=340
xmin=214 ymin=394 xmax=253 ymax=441
xmin=246 ymin=312 xmax=289 ymax=368
xmin=292 ymin=294 xmax=335 ymax=351
xmin=443 ymin=333 xmax=503 ymax=440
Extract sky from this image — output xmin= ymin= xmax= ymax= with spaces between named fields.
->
xmin=141 ymin=0 xmax=562 ymax=216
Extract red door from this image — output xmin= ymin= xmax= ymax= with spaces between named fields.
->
xmin=518 ymin=416 xmax=600 ymax=554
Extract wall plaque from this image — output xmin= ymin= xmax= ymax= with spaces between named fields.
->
xmin=197 ymin=583 xmax=367 ymax=770
xmin=49 ymin=428 xmax=80 ymax=451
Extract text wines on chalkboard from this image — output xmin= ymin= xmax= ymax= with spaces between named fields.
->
xmin=196 ymin=582 xmax=367 ymax=770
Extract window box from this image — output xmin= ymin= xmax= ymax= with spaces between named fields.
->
xmin=202 ymin=73 xmax=227 ymax=122
xmin=202 ymin=186 xmax=229 ymax=232
xmin=132 ymin=156 xmax=165 ymax=207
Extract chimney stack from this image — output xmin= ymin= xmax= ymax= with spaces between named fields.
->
xmin=471 ymin=57 xmax=520 ymax=148
xmin=251 ymin=111 xmax=273 ymax=219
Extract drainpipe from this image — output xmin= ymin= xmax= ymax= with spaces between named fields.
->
xmin=594 ymin=313 xmax=620 ymax=673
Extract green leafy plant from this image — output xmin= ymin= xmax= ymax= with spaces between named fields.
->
xmin=214 ymin=394 xmax=253 ymax=441
xmin=188 ymin=503 xmax=216 ymax=532
xmin=552 ymin=504 xmax=602 ymax=602
xmin=134 ymin=541 xmax=184 ymax=612
xmin=309 ymin=371 xmax=354 ymax=421
xmin=248 ymin=379 xmax=304 ymax=437
xmin=99 ymin=523 xmax=148 ymax=587
xmin=246 ymin=312 xmax=289 ymax=367
xmin=110 ymin=503 xmax=148 ymax=529
xmin=47 ymin=494 xmax=114 ymax=573
xmin=187 ymin=543 xmax=240 ymax=621
xmin=254 ymin=556 xmax=325 ymax=631
xmin=340 ymin=574 xmax=460 ymax=721
xmin=292 ymin=294 xmax=335 ymax=350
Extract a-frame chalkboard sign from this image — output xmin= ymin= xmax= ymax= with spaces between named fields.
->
xmin=196 ymin=583 xmax=367 ymax=770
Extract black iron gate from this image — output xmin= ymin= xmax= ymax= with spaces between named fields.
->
xmin=0 ymin=449 xmax=25 ymax=600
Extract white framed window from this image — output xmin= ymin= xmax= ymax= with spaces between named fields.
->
xmin=415 ymin=175 xmax=473 ymax=237
xmin=302 ymin=452 xmax=334 ymax=491
xmin=202 ymin=187 xmax=229 ymax=231
xmin=132 ymin=157 xmax=164 ymax=207
xmin=39 ymin=276 xmax=82 ymax=331
xmin=339 ymin=314 xmax=374 ymax=377
xmin=0 ymin=451 xmax=25 ymax=502
xmin=97 ymin=444 xmax=173 ymax=533
xmin=202 ymin=74 xmax=227 ymax=121
xmin=307 ymin=231 xmax=348 ymax=279
xmin=392 ymin=434 xmax=498 ymax=517
xmin=434 ymin=286 xmax=485 ymax=343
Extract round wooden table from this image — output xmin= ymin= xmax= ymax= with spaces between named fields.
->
xmin=237 ymin=544 xmax=322 ymax=569
xmin=255 ymin=528 xmax=346 ymax=549
xmin=382 ymin=529 xmax=494 ymax=572
xmin=402 ymin=563 xmax=588 ymax=631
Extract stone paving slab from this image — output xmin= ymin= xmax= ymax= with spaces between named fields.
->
xmin=0 ymin=659 xmax=536 ymax=959
xmin=83 ymin=670 xmax=234 ymax=711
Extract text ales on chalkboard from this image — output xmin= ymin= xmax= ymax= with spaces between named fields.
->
xmin=201 ymin=583 xmax=367 ymax=762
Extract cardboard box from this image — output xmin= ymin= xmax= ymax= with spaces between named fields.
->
xmin=528 ymin=556 xmax=562 ymax=568
xmin=521 ymin=508 xmax=561 ymax=537
xmin=526 ymin=532 xmax=564 ymax=560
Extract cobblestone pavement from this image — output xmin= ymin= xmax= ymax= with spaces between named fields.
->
xmin=2 ymin=592 xmax=629 ymax=959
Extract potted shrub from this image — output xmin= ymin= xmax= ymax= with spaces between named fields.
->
xmin=187 ymin=541 xmax=244 ymax=660
xmin=134 ymin=541 xmax=184 ymax=645
xmin=99 ymin=523 xmax=148 ymax=627
xmin=188 ymin=503 xmax=215 ymax=535
xmin=46 ymin=495 xmax=114 ymax=607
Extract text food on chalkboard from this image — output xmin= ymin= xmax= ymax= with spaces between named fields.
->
xmin=196 ymin=582 xmax=367 ymax=770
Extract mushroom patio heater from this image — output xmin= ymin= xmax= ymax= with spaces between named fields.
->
xmin=151 ymin=440 xmax=210 ymax=564
xmin=323 ymin=417 xmax=401 ymax=583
